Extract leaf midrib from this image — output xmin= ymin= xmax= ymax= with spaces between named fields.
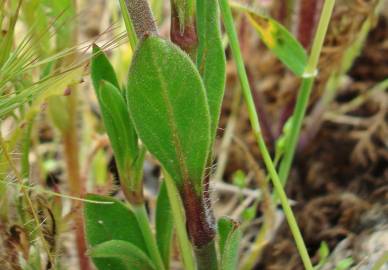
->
xmin=148 ymin=42 xmax=190 ymax=184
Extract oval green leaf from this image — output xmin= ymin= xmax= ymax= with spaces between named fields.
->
xmin=246 ymin=11 xmax=307 ymax=76
xmin=91 ymin=44 xmax=120 ymax=89
xmin=84 ymin=194 xmax=148 ymax=269
xmin=90 ymin=45 xmax=141 ymax=201
xmin=89 ymin=240 xmax=156 ymax=270
xmin=126 ymin=36 xmax=211 ymax=194
xmin=155 ymin=182 xmax=174 ymax=268
xmin=196 ymin=0 xmax=226 ymax=145
xmin=97 ymin=81 xmax=140 ymax=198
xmin=98 ymin=81 xmax=138 ymax=165
xmin=218 ymin=217 xmax=242 ymax=270
xmin=91 ymin=46 xmax=139 ymax=165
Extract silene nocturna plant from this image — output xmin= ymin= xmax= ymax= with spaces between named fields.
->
xmin=84 ymin=0 xmax=335 ymax=269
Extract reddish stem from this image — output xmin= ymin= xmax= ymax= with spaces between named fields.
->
xmin=297 ymin=0 xmax=324 ymax=49
xmin=181 ymin=182 xmax=215 ymax=248
xmin=170 ymin=2 xmax=198 ymax=57
xmin=63 ymin=91 xmax=91 ymax=270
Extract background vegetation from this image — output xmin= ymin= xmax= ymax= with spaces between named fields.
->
xmin=0 ymin=0 xmax=387 ymax=269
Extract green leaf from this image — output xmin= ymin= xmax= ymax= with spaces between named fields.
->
xmin=335 ymin=257 xmax=353 ymax=270
xmin=172 ymin=0 xmax=195 ymax=30
xmin=84 ymin=194 xmax=148 ymax=270
xmin=91 ymin=47 xmax=138 ymax=166
xmin=91 ymin=45 xmax=120 ymax=90
xmin=245 ymin=11 xmax=307 ymax=76
xmin=218 ymin=217 xmax=242 ymax=270
xmin=196 ymin=0 xmax=226 ymax=145
xmin=89 ymin=240 xmax=156 ymax=270
xmin=97 ymin=81 xmax=139 ymax=183
xmin=91 ymin=45 xmax=141 ymax=200
xmin=314 ymin=241 xmax=329 ymax=270
xmin=155 ymin=182 xmax=174 ymax=268
xmin=232 ymin=170 xmax=246 ymax=188
xmin=127 ymin=36 xmax=211 ymax=194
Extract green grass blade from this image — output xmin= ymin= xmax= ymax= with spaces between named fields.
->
xmin=0 ymin=1 xmax=21 ymax=66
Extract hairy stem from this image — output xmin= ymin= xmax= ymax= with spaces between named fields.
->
xmin=181 ymin=182 xmax=218 ymax=269
xmin=63 ymin=89 xmax=91 ymax=270
xmin=125 ymin=0 xmax=158 ymax=39
xmin=119 ymin=0 xmax=137 ymax=49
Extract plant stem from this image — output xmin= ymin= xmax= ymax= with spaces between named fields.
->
xmin=170 ymin=0 xmax=198 ymax=58
xmin=164 ymin=172 xmax=196 ymax=270
xmin=133 ymin=204 xmax=166 ymax=270
xmin=180 ymin=180 xmax=218 ymax=270
xmin=118 ymin=0 xmax=137 ymax=49
xmin=278 ymin=0 xmax=335 ymax=186
xmin=218 ymin=0 xmax=313 ymax=269
xmin=63 ymin=89 xmax=91 ymax=270
xmin=297 ymin=0 xmax=324 ymax=49
xmin=62 ymin=1 xmax=91 ymax=267
xmin=194 ymin=240 xmax=218 ymax=270
xmin=299 ymin=2 xmax=379 ymax=152
xmin=305 ymin=1 xmax=335 ymax=74
xmin=124 ymin=0 xmax=158 ymax=38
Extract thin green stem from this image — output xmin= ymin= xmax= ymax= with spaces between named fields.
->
xmin=278 ymin=0 xmax=335 ymax=186
xmin=218 ymin=0 xmax=313 ymax=269
xmin=118 ymin=0 xmax=137 ymax=50
xmin=278 ymin=77 xmax=313 ymax=185
xmin=305 ymin=0 xmax=335 ymax=74
xmin=164 ymin=171 xmax=196 ymax=270
xmin=133 ymin=204 xmax=166 ymax=270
